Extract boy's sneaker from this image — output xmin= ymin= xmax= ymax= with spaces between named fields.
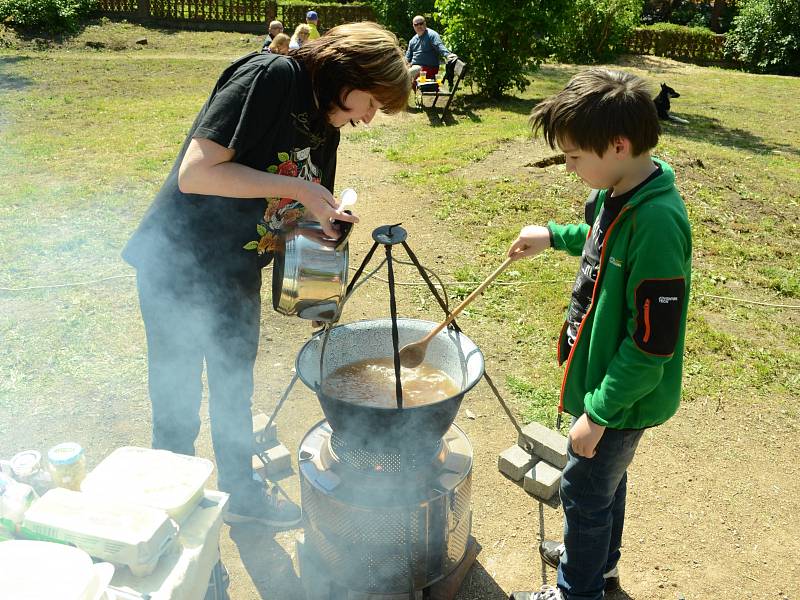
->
xmin=224 ymin=484 xmax=301 ymax=528
xmin=509 ymin=585 xmax=565 ymax=600
xmin=539 ymin=540 xmax=565 ymax=569
xmin=539 ymin=540 xmax=621 ymax=593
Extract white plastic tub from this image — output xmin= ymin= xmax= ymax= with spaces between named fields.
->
xmin=0 ymin=539 xmax=114 ymax=599
xmin=80 ymin=446 xmax=213 ymax=522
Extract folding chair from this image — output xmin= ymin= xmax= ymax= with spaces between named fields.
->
xmin=416 ymin=59 xmax=467 ymax=120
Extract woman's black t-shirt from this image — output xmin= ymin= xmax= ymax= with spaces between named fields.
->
xmin=122 ymin=52 xmax=340 ymax=287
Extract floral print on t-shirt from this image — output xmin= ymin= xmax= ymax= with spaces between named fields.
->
xmin=244 ymin=148 xmax=321 ymax=255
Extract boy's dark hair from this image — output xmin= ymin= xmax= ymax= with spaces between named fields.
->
xmin=529 ymin=69 xmax=660 ymax=157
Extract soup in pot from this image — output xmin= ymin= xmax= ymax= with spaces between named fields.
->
xmin=321 ymin=357 xmax=460 ymax=408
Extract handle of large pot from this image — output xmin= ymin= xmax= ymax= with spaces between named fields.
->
xmin=333 ymin=210 xmax=354 ymax=251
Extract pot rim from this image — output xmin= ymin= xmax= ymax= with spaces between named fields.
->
xmin=295 ymin=317 xmax=485 ymax=410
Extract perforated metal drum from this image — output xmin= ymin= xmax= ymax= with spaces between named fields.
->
xmin=298 ymin=420 xmax=473 ymax=594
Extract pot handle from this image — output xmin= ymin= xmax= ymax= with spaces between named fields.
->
xmin=333 ymin=210 xmax=354 ymax=251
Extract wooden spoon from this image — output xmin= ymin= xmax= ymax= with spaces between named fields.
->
xmin=399 ymin=256 xmax=515 ymax=368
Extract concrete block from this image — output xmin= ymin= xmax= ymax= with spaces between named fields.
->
xmin=498 ymin=445 xmax=537 ymax=481
xmin=523 ymin=461 xmax=562 ymax=500
xmin=263 ymin=443 xmax=292 ymax=477
xmin=252 ymin=454 xmax=267 ymax=480
xmin=518 ymin=421 xmax=568 ymax=469
xmin=252 ymin=412 xmax=278 ymax=451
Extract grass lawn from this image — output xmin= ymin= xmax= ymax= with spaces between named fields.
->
xmin=1 ymin=22 xmax=798 ymax=431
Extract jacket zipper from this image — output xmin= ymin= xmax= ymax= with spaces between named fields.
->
xmin=559 ymin=205 xmax=631 ymax=415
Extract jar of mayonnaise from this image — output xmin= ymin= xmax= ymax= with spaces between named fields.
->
xmin=47 ymin=443 xmax=86 ymax=491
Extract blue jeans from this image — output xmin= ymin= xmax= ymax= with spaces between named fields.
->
xmin=137 ymin=268 xmax=261 ymax=507
xmin=557 ymin=420 xmax=644 ymax=600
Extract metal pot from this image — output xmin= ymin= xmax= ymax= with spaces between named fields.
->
xmin=272 ymin=219 xmax=352 ymax=322
xmin=295 ymin=318 xmax=485 ymax=450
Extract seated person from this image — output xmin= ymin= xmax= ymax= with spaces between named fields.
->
xmin=267 ymin=33 xmax=290 ymax=55
xmin=289 ymin=24 xmax=311 ymax=50
xmin=306 ymin=10 xmax=321 ymax=39
xmin=406 ymin=16 xmax=450 ymax=84
xmin=261 ymin=20 xmax=284 ymax=52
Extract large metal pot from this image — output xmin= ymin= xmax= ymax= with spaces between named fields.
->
xmin=295 ymin=318 xmax=485 ymax=450
xmin=272 ymin=219 xmax=352 ymax=322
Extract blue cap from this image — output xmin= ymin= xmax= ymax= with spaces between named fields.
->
xmin=306 ymin=10 xmax=318 ymax=21
xmin=48 ymin=442 xmax=84 ymax=466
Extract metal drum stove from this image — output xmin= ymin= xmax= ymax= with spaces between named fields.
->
xmin=290 ymin=226 xmax=487 ymax=599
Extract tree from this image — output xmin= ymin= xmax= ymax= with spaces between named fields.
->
xmin=367 ymin=0 xmax=437 ymax=39
xmin=725 ymin=0 xmax=800 ymax=74
xmin=709 ymin=0 xmax=726 ymax=32
xmin=552 ymin=0 xmax=645 ymax=63
xmin=435 ymin=0 xmax=568 ymax=98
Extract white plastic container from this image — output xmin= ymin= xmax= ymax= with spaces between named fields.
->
xmin=0 ymin=539 xmax=114 ymax=600
xmin=22 ymin=488 xmax=177 ymax=577
xmin=80 ymin=446 xmax=214 ymax=522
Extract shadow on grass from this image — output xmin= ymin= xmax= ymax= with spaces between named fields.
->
xmin=413 ymin=93 xmax=539 ymax=126
xmin=459 ymin=93 xmax=543 ymax=117
xmin=0 ymin=56 xmax=33 ymax=92
xmin=663 ymin=112 xmax=800 ymax=156
xmin=408 ymin=102 xmax=481 ymax=127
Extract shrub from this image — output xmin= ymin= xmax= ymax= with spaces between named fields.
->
xmin=435 ymin=0 xmax=569 ymax=98
xmin=366 ymin=0 xmax=438 ymax=40
xmin=0 ymin=0 xmax=97 ymax=33
xmin=627 ymin=23 xmax=727 ymax=63
xmin=724 ymin=0 xmax=800 ymax=75
xmin=553 ymin=0 xmax=644 ymax=63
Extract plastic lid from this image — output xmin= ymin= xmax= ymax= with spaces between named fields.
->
xmin=48 ymin=442 xmax=84 ymax=466
xmin=11 ymin=450 xmax=42 ymax=477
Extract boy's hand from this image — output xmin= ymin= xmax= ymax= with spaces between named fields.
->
xmin=507 ymin=225 xmax=550 ymax=260
xmin=569 ymin=413 xmax=606 ymax=458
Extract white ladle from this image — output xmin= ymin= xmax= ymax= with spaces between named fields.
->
xmin=340 ymin=188 xmax=357 ymax=209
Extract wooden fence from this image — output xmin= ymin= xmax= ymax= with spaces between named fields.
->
xmin=276 ymin=4 xmax=374 ymax=30
xmin=96 ymin=0 xmax=374 ymax=33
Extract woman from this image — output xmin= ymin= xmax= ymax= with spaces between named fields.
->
xmin=122 ymin=23 xmax=410 ymax=526
xmin=289 ymin=23 xmax=311 ymax=50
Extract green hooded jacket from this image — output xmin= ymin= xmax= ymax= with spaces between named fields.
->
xmin=548 ymin=158 xmax=692 ymax=430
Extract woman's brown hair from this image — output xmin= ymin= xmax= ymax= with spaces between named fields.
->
xmin=292 ymin=21 xmax=411 ymax=116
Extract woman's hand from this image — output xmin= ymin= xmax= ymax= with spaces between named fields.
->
xmin=178 ymin=138 xmax=359 ymax=238
xmin=294 ymin=179 xmax=359 ymax=238
xmin=507 ymin=225 xmax=551 ymax=260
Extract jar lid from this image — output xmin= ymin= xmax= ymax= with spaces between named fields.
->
xmin=47 ymin=443 xmax=84 ymax=466
xmin=10 ymin=450 xmax=42 ymax=477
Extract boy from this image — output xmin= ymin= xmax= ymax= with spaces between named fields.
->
xmin=306 ymin=10 xmax=321 ymax=39
xmin=507 ymin=69 xmax=692 ymax=600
